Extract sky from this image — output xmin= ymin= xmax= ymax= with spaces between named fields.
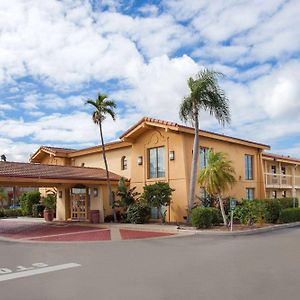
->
xmin=0 ymin=0 xmax=300 ymax=162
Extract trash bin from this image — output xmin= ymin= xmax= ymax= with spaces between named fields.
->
xmin=89 ymin=210 xmax=100 ymax=224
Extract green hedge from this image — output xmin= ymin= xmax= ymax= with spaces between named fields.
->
xmin=277 ymin=198 xmax=298 ymax=209
xmin=20 ymin=191 xmax=41 ymax=216
xmin=192 ymin=207 xmax=221 ymax=229
xmin=126 ymin=203 xmax=150 ymax=224
xmin=279 ymin=208 xmax=300 ymax=223
xmin=0 ymin=208 xmax=23 ymax=218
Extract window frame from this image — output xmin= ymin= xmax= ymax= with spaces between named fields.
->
xmin=245 ymin=154 xmax=254 ymax=180
xmin=147 ymin=146 xmax=166 ymax=179
xmin=121 ymin=156 xmax=127 ymax=170
xmin=245 ymin=188 xmax=254 ymax=200
xmin=200 ymin=147 xmax=210 ymax=169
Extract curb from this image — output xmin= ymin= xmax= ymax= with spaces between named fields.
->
xmin=178 ymin=222 xmax=300 ymax=236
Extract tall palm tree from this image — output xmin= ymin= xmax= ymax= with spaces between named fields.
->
xmin=198 ymin=150 xmax=236 ymax=225
xmin=86 ymin=92 xmax=117 ymax=222
xmin=179 ymin=69 xmax=230 ymax=222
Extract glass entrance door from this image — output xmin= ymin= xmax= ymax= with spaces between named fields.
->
xmin=71 ymin=187 xmax=89 ymax=221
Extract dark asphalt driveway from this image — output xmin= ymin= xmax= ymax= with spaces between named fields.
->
xmin=0 ymin=227 xmax=300 ymax=300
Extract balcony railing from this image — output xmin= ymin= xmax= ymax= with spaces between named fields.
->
xmin=265 ymin=173 xmax=300 ymax=189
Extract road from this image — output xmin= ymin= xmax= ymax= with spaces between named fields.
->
xmin=1 ymin=227 xmax=300 ymax=300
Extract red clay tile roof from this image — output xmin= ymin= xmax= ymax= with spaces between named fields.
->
xmin=41 ymin=146 xmax=76 ymax=153
xmin=262 ymin=152 xmax=300 ymax=164
xmin=0 ymin=161 xmax=121 ymax=181
xmin=120 ymin=117 xmax=270 ymax=148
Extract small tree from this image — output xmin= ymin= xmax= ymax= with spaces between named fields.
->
xmin=142 ymin=182 xmax=174 ymax=223
xmin=198 ymin=150 xmax=236 ymax=226
xmin=116 ymin=177 xmax=139 ymax=210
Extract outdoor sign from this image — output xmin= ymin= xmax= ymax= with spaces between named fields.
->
xmin=229 ymin=198 xmax=237 ymax=232
xmin=230 ymin=198 xmax=236 ymax=210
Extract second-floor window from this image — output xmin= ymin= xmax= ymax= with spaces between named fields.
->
xmin=281 ymin=166 xmax=286 ymax=175
xmin=148 ymin=146 xmax=165 ymax=178
xmin=121 ymin=156 xmax=127 ymax=170
xmin=200 ymin=147 xmax=209 ymax=169
xmin=245 ymin=155 xmax=253 ymax=180
xmin=271 ymin=165 xmax=276 ymax=174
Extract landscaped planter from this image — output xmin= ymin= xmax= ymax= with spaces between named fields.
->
xmin=44 ymin=209 xmax=54 ymax=222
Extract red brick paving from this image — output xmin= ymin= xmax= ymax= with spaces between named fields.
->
xmin=0 ymin=220 xmax=110 ymax=241
xmin=119 ymin=228 xmax=174 ymax=240
xmin=0 ymin=220 xmax=175 ymax=241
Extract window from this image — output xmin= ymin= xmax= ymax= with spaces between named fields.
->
xmin=200 ymin=147 xmax=209 ymax=169
xmin=271 ymin=190 xmax=277 ymax=199
xmin=245 ymin=188 xmax=254 ymax=200
xmin=150 ymin=206 xmax=166 ymax=219
xmin=271 ymin=165 xmax=276 ymax=174
xmin=245 ymin=155 xmax=253 ymax=180
xmin=121 ymin=156 xmax=127 ymax=170
xmin=148 ymin=146 xmax=165 ymax=178
xmin=282 ymin=190 xmax=286 ymax=198
xmin=281 ymin=166 xmax=286 ymax=175
xmin=81 ymin=163 xmax=85 ymax=167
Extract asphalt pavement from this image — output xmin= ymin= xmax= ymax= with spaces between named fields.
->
xmin=1 ymin=227 xmax=300 ymax=300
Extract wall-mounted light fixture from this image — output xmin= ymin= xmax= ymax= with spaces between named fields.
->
xmin=93 ymin=188 xmax=98 ymax=197
xmin=169 ymin=150 xmax=175 ymax=161
xmin=137 ymin=156 xmax=143 ymax=165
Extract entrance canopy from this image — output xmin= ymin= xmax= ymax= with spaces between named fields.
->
xmin=0 ymin=161 xmax=122 ymax=187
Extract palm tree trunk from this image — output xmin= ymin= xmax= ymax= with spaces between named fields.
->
xmin=218 ymin=195 xmax=227 ymax=226
xmin=98 ymin=122 xmax=117 ymax=222
xmin=187 ymin=109 xmax=199 ymax=223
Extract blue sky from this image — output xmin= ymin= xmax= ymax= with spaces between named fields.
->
xmin=0 ymin=0 xmax=300 ymax=161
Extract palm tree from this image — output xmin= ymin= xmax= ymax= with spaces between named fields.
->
xmin=86 ymin=92 xmax=117 ymax=222
xmin=179 ymin=69 xmax=230 ymax=222
xmin=198 ymin=150 xmax=236 ymax=225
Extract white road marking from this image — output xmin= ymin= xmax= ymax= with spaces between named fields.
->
xmin=0 ymin=263 xmax=81 ymax=282
xmin=21 ymin=228 xmax=106 ymax=240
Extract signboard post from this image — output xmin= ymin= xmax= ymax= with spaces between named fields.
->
xmin=229 ymin=198 xmax=236 ymax=232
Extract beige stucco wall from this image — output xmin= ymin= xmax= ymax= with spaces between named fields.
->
xmin=72 ymin=147 xmax=131 ymax=179
xmin=127 ymin=127 xmax=266 ymax=222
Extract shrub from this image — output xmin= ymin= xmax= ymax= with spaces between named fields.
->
xmin=104 ymin=214 xmax=114 ymax=222
xmin=142 ymin=182 xmax=174 ymax=223
xmin=264 ymin=199 xmax=282 ymax=224
xmin=211 ymin=208 xmax=223 ymax=225
xmin=235 ymin=200 xmax=267 ymax=225
xmin=43 ymin=194 xmax=56 ymax=210
xmin=279 ymin=208 xmax=300 ymax=223
xmin=277 ymin=198 xmax=298 ymax=209
xmin=32 ymin=204 xmax=45 ymax=218
xmin=0 ymin=208 xmax=23 ymax=218
xmin=116 ymin=178 xmax=139 ymax=210
xmin=20 ymin=191 xmax=41 ymax=216
xmin=126 ymin=202 xmax=150 ymax=224
xmin=192 ymin=207 xmax=214 ymax=229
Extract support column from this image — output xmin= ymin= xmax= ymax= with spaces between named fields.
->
xmin=56 ymin=187 xmax=68 ymax=221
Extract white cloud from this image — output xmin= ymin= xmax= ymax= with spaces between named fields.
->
xmin=0 ymin=137 xmax=39 ymax=162
xmin=0 ymin=103 xmax=14 ymax=110
xmin=0 ymin=0 xmax=300 ymax=162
